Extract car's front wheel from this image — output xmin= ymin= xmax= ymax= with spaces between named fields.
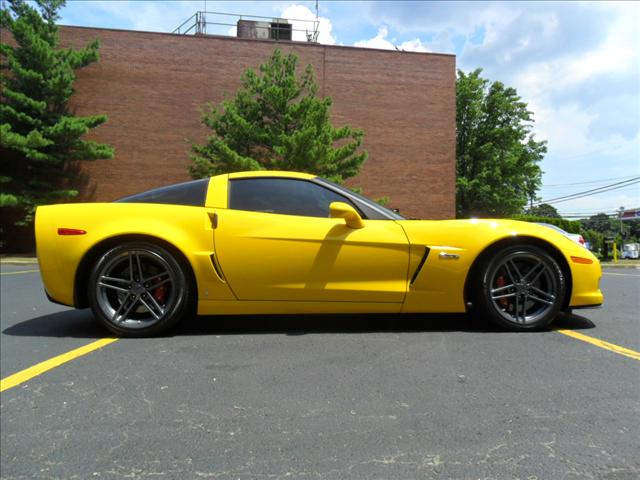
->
xmin=88 ymin=242 xmax=192 ymax=337
xmin=472 ymin=245 xmax=566 ymax=331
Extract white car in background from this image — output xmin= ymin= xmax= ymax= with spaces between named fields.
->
xmin=622 ymin=243 xmax=640 ymax=259
xmin=536 ymin=223 xmax=586 ymax=247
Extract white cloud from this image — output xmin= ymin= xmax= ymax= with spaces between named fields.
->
xmin=448 ymin=2 xmax=640 ymax=214
xmin=58 ymin=0 xmax=639 ymax=214
xmin=280 ymin=4 xmax=336 ymax=45
xmin=354 ymin=26 xmax=429 ymax=52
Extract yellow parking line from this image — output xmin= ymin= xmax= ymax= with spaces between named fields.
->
xmin=555 ymin=329 xmax=640 ymax=361
xmin=0 ymin=269 xmax=40 ymax=276
xmin=0 ymin=338 xmax=119 ymax=392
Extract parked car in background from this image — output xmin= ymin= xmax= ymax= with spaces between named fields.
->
xmin=536 ymin=223 xmax=586 ymax=247
xmin=622 ymin=243 xmax=640 ymax=259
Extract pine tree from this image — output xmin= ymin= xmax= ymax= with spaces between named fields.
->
xmin=0 ymin=0 xmax=114 ymax=227
xmin=190 ymin=49 xmax=367 ymax=184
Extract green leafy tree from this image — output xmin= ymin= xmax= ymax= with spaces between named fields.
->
xmin=456 ymin=68 xmax=547 ymax=218
xmin=582 ymin=229 xmax=604 ymax=255
xmin=626 ymin=219 xmax=640 ymax=242
xmin=581 ymin=213 xmax=631 ymax=241
xmin=0 ymin=0 xmax=114 ymax=227
xmin=526 ymin=203 xmax=560 ymax=218
xmin=510 ymin=214 xmax=581 ymax=234
xmin=190 ymin=49 xmax=367 ymax=183
xmin=579 ymin=213 xmax=636 ymax=259
xmin=581 ymin=213 xmax=623 ymax=237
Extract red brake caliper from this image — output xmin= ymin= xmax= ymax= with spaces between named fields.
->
xmin=151 ymin=279 xmax=167 ymax=303
xmin=496 ymin=272 xmax=508 ymax=308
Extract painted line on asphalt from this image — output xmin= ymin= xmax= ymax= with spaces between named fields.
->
xmin=603 ymin=272 xmax=640 ymax=277
xmin=0 ymin=269 xmax=40 ymax=276
xmin=0 ymin=338 xmax=119 ymax=393
xmin=555 ymin=329 xmax=640 ymax=361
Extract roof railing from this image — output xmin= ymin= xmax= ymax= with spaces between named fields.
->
xmin=172 ymin=11 xmax=319 ymax=43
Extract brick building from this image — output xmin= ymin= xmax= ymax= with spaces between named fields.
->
xmin=60 ymin=25 xmax=456 ymax=219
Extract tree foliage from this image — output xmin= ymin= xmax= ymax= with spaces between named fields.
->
xmin=190 ymin=49 xmax=367 ymax=183
xmin=511 ymin=214 xmax=582 ymax=234
xmin=578 ymin=213 xmax=640 ymax=258
xmin=526 ymin=203 xmax=560 ymax=218
xmin=580 ymin=213 xmax=635 ymax=241
xmin=456 ymin=69 xmax=546 ymax=218
xmin=0 ymin=0 xmax=113 ymax=226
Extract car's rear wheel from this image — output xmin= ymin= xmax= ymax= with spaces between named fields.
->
xmin=88 ymin=242 xmax=192 ymax=337
xmin=472 ymin=245 xmax=566 ymax=331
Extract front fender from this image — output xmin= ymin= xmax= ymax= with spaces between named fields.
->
xmin=396 ymin=219 xmax=602 ymax=312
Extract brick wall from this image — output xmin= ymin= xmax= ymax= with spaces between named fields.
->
xmin=60 ymin=26 xmax=456 ymax=219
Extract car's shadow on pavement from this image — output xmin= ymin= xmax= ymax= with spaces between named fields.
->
xmin=177 ymin=311 xmax=596 ymax=336
xmin=2 ymin=309 xmax=106 ymax=339
xmin=2 ymin=308 xmax=596 ymax=339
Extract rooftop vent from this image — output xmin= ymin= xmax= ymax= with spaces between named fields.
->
xmin=237 ymin=19 xmax=292 ymax=41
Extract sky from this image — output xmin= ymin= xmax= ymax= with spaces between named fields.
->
xmin=57 ymin=0 xmax=640 ymax=218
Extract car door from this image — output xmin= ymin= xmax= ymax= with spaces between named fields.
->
xmin=213 ymin=177 xmax=410 ymax=303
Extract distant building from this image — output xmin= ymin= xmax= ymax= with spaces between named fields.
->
xmin=60 ymin=23 xmax=456 ymax=219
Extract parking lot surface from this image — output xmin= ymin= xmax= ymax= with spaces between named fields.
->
xmin=1 ymin=264 xmax=639 ymax=479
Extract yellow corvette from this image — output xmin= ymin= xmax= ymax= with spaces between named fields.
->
xmin=35 ymin=171 xmax=603 ymax=336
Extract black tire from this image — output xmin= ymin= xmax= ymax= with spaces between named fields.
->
xmin=471 ymin=245 xmax=566 ymax=331
xmin=88 ymin=241 xmax=193 ymax=337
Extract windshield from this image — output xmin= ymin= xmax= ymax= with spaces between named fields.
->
xmin=316 ymin=178 xmax=405 ymax=220
xmin=536 ymin=223 xmax=569 ymax=235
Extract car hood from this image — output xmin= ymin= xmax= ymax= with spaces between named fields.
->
xmin=396 ymin=218 xmax=593 ymax=260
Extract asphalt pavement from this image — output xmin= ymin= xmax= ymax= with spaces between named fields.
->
xmin=1 ymin=264 xmax=639 ymax=479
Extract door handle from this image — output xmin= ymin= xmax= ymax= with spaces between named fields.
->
xmin=209 ymin=212 xmax=219 ymax=229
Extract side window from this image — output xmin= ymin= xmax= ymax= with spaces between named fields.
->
xmin=229 ymin=178 xmax=361 ymax=218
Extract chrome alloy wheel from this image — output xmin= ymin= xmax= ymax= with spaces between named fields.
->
xmin=95 ymin=249 xmax=178 ymax=329
xmin=487 ymin=251 xmax=560 ymax=325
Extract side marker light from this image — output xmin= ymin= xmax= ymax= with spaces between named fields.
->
xmin=58 ymin=228 xmax=87 ymax=236
xmin=570 ymin=256 xmax=593 ymax=264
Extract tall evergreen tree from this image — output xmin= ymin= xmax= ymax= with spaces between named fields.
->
xmin=456 ymin=68 xmax=546 ymax=218
xmin=1 ymin=0 xmax=114 ymax=227
xmin=190 ymin=49 xmax=367 ymax=184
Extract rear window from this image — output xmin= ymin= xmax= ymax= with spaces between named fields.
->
xmin=115 ymin=179 xmax=209 ymax=206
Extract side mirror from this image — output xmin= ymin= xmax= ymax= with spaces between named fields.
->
xmin=329 ymin=202 xmax=364 ymax=229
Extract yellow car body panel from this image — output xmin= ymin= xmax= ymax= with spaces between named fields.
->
xmin=36 ymin=203 xmax=235 ymax=307
xmin=35 ymin=171 xmax=603 ymax=319
xmin=212 ymin=209 xmax=409 ymax=303
xmin=398 ymin=218 xmax=603 ymax=312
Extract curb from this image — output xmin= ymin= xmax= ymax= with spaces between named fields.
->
xmin=600 ymin=263 xmax=640 ymax=269
xmin=0 ymin=257 xmax=38 ymax=265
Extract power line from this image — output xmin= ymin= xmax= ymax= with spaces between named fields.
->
xmin=558 ymin=210 xmax=617 ymax=215
xmin=534 ymin=177 xmax=640 ymax=206
xmin=537 ymin=179 xmax=639 ymax=205
xmin=556 ymin=207 xmax=640 ymax=220
xmin=542 ymin=175 xmax=640 ymax=188
xmin=544 ymin=182 xmax=640 ymax=205
xmin=548 ymin=185 xmax=640 ymax=199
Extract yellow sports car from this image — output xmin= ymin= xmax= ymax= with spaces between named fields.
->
xmin=35 ymin=171 xmax=603 ymax=337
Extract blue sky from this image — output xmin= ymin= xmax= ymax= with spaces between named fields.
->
xmin=58 ymin=1 xmax=639 ymax=218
